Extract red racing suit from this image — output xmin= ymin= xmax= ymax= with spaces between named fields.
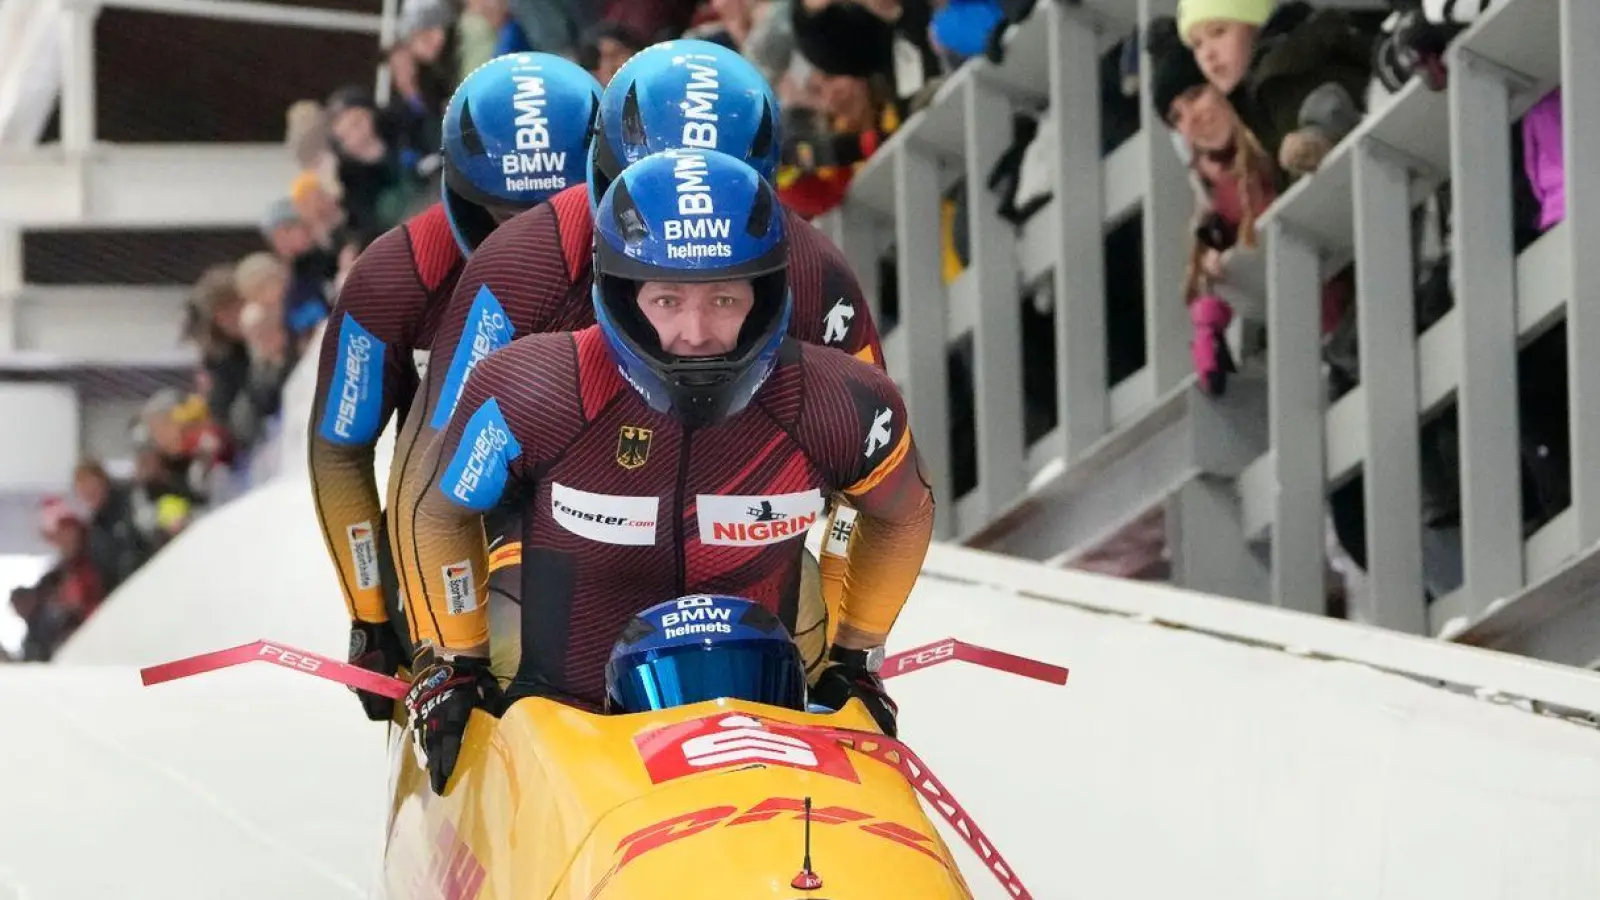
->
xmin=307 ymin=203 xmax=462 ymax=630
xmin=389 ymin=184 xmax=886 ymax=644
xmin=398 ymin=326 xmax=933 ymax=707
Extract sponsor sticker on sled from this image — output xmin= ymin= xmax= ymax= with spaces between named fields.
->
xmin=346 ymin=521 xmax=380 ymax=590
xmin=608 ymin=796 xmax=947 ymax=877
xmin=442 ymin=560 xmax=476 ymax=614
xmin=635 ymin=713 xmax=858 ymax=784
xmin=551 ymin=483 xmax=658 ymax=545
xmin=697 ymin=489 xmax=824 ymax=547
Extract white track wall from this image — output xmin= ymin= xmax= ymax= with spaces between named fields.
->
xmin=6 ymin=350 xmax=1600 ymax=899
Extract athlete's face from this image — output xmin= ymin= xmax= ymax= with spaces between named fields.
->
xmin=636 ymin=279 xmax=755 ymax=357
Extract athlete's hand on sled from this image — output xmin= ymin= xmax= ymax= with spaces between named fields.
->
xmin=405 ymin=650 xmax=502 ymax=795
xmin=812 ymin=645 xmax=899 ymax=738
xmin=347 ymin=619 xmax=408 ymax=721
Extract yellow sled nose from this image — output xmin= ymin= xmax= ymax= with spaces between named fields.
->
xmin=384 ymin=697 xmax=977 ymax=899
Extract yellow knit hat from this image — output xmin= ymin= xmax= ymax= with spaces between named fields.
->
xmin=1177 ymin=0 xmax=1277 ymax=44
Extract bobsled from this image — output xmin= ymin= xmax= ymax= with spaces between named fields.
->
xmin=143 ymin=636 xmax=1067 ymax=899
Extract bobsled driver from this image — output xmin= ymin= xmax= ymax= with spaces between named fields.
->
xmin=386 ymin=40 xmax=884 ymax=682
xmin=604 ymin=595 xmax=811 ymax=717
xmin=399 ymin=148 xmax=934 ymax=795
xmin=308 ymin=52 xmax=600 ymax=723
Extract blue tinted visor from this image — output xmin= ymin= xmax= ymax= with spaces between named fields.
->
xmin=607 ymin=640 xmax=806 ymax=714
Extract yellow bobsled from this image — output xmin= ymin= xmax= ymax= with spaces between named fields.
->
xmin=381 ymin=694 xmax=976 ymax=900
xmin=140 ymin=636 xmax=1064 ymax=899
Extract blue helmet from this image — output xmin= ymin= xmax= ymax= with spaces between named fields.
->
xmin=592 ymin=148 xmax=791 ymax=427
xmin=605 ymin=594 xmax=807 ymax=714
xmin=441 ymin=52 xmax=601 ymax=254
xmin=586 ymin=39 xmax=781 ymax=211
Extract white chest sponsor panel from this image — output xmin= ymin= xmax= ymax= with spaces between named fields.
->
xmin=698 ymin=490 xmax=825 ymax=547
xmin=550 ymin=483 xmax=659 ymax=546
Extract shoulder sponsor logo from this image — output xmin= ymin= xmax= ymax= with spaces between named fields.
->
xmin=440 ymin=397 xmax=523 ymax=511
xmin=502 ymin=73 xmax=570 ymax=194
xmin=346 ymin=521 xmax=381 ymax=591
xmin=864 ymin=407 xmax=893 ymax=459
xmin=442 ymin=560 xmax=477 ymax=615
xmin=429 ymin=285 xmax=514 ymax=431
xmin=697 ymin=490 xmax=824 ymax=547
xmin=822 ymin=298 xmax=854 ymax=345
xmin=318 ymin=315 xmax=387 ymax=445
xmin=616 ymin=424 xmax=652 ymax=470
xmin=551 ymin=482 xmax=658 ymax=545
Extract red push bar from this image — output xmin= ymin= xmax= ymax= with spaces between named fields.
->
xmin=139 ymin=639 xmax=410 ymax=699
xmin=884 ymin=638 xmax=1069 ymax=685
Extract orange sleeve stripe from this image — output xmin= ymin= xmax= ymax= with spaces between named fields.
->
xmin=844 ymin=429 xmax=910 ymax=497
xmin=488 ymin=543 xmax=522 ymax=573
xmin=852 ymin=346 xmax=877 ymax=366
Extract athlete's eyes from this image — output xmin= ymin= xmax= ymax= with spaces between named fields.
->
xmin=712 ymin=295 xmax=738 ymax=308
xmin=650 ymin=295 xmax=679 ymax=308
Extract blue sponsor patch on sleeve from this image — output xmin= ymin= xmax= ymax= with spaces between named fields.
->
xmin=440 ymin=397 xmax=524 ymax=511
xmin=317 ymin=315 xmax=386 ymax=445
xmin=429 ymin=285 xmax=514 ymax=431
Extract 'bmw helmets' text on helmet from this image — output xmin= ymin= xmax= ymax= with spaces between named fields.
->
xmin=605 ymin=594 xmax=807 ymax=714
xmin=442 ymin=52 xmax=601 ymax=254
xmin=591 ymin=148 xmax=791 ymax=428
xmin=586 ymin=39 xmax=780 ymax=211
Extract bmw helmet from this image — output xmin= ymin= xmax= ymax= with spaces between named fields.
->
xmin=591 ymin=148 xmax=791 ymax=427
xmin=441 ymin=52 xmax=601 ymax=254
xmin=605 ymin=594 xmax=807 ymax=714
xmin=586 ymin=39 xmax=781 ymax=211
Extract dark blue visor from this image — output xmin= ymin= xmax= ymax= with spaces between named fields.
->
xmin=607 ymin=639 xmax=806 ymax=714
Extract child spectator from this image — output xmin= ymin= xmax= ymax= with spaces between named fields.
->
xmin=1178 ymin=0 xmax=1372 ymax=178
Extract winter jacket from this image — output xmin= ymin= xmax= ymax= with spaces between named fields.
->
xmin=792 ymin=0 xmax=939 ymax=104
xmin=1522 ymin=88 xmax=1564 ymax=231
xmin=1232 ymin=2 xmax=1374 ymax=161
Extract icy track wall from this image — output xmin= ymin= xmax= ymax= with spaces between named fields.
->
xmin=18 ymin=334 xmax=1600 ymax=900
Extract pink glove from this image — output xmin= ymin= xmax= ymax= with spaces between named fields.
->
xmin=1190 ymin=294 xmax=1237 ymax=396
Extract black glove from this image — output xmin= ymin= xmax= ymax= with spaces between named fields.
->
xmin=347 ymin=620 xmax=407 ymax=721
xmin=404 ymin=651 xmax=501 ymax=795
xmin=811 ymin=646 xmax=899 ymax=738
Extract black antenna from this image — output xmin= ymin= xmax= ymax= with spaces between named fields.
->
xmin=790 ymin=796 xmax=823 ymax=890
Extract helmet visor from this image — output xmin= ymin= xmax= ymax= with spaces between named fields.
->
xmin=608 ymin=639 xmax=806 ymax=713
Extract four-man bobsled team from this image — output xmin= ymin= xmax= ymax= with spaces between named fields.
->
xmin=306 ymin=40 xmax=934 ymax=795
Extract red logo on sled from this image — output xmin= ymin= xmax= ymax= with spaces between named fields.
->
xmin=635 ymin=714 xmax=860 ymax=784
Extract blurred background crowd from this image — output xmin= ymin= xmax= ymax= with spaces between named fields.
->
xmin=6 ymin=0 xmax=1564 ymax=658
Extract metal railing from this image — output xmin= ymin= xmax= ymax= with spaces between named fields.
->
xmin=1227 ymin=0 xmax=1596 ymax=666
xmin=818 ymin=0 xmax=1197 ymax=543
xmin=818 ymin=0 xmax=1598 ymax=666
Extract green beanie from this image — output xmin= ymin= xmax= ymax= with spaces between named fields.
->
xmin=1177 ymin=0 xmax=1277 ymax=45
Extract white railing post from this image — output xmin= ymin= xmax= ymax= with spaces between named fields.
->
xmin=1138 ymin=0 xmax=1193 ymax=395
xmin=893 ymin=148 xmax=954 ymax=540
xmin=1264 ymin=221 xmax=1325 ymax=614
xmin=0 ymin=227 xmax=19 ymax=353
xmin=1351 ymin=139 xmax=1427 ymax=633
xmin=58 ymin=0 xmax=96 ymax=153
xmin=1046 ymin=4 xmax=1108 ymax=462
xmin=1560 ymin=0 xmax=1600 ymax=548
xmin=961 ymin=76 xmax=1026 ymax=527
xmin=1447 ymin=48 xmax=1526 ymax=616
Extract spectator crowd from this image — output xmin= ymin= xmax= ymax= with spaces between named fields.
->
xmin=4 ymin=0 xmax=1565 ymax=655
xmin=3 ymin=0 xmax=1028 ymax=661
